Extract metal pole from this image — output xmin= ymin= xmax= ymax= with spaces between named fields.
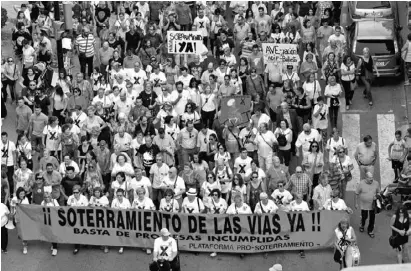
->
xmin=54 ymin=1 xmax=64 ymax=70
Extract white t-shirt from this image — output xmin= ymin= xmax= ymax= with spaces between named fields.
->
xmin=89 ymin=196 xmax=109 ymax=207
xmin=1 ymin=140 xmax=16 ymax=166
xmin=234 ymin=156 xmax=253 ymax=177
xmin=111 ymin=197 xmax=131 ymax=209
xmin=129 ymin=176 xmax=151 ymax=198
xmin=245 ymin=168 xmax=266 ymax=183
xmin=201 ymin=181 xmax=221 ymax=198
xmin=111 ymin=180 xmax=132 ymax=197
xmin=193 ymin=16 xmax=210 ymax=36
xmin=159 ymin=198 xmax=180 ymax=213
xmin=330 ymin=155 xmax=353 ymax=174
xmin=132 ymin=196 xmax=156 ymax=210
xmin=254 ymin=131 xmax=277 ymax=157
xmin=17 ymin=142 xmax=32 ymax=160
xmin=161 ymin=175 xmax=186 ymax=200
xmin=150 ymin=163 xmax=170 ymax=189
xmin=59 ymin=161 xmax=80 ymax=176
xmin=326 ymin=136 xmax=347 ymax=161
xmin=254 ymin=199 xmax=279 ymax=214
xmin=170 ymin=89 xmax=191 ymax=115
xmin=323 ymin=198 xmax=348 ymax=211
xmin=153 ymin=237 xmax=177 ymax=261
xmin=23 ymin=46 xmax=35 ymax=64
xmin=177 ymin=74 xmax=194 ymax=89
xmin=271 ymin=189 xmax=293 ymax=205
xmin=205 ymin=197 xmax=227 ymax=214
xmin=213 ymin=166 xmax=233 ymax=193
xmin=312 ymin=104 xmax=329 ymax=130
xmin=67 ymin=194 xmax=89 ymax=207
xmin=226 ymin=203 xmax=252 ymax=214
xmin=295 ymin=129 xmax=322 ymax=155
xmin=290 ymin=200 xmax=310 ymax=211
xmin=182 ymin=197 xmax=204 ymax=213
xmin=43 ymin=125 xmax=62 ymax=151
xmin=328 ymin=34 xmax=346 ymax=49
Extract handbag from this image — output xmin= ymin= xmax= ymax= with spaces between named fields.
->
xmin=350 ymin=79 xmax=357 ymax=91
xmin=338 ymin=157 xmax=352 ymax=182
xmin=259 ymin=132 xmax=278 ymax=153
xmin=389 ymin=234 xmax=401 ymax=248
xmin=345 ymin=244 xmax=361 ymax=267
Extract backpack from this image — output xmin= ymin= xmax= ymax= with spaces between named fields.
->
xmin=277 ymin=132 xmax=287 ymax=147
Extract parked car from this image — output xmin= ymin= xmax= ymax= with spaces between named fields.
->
xmin=349 ymin=1 xmax=394 ymax=20
xmin=347 ymin=19 xmax=402 ymax=77
xmin=408 ymin=2 xmax=411 ymax=29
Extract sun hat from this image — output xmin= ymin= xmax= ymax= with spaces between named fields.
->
xmin=269 ymin=264 xmax=282 ymax=271
xmin=160 ymin=228 xmax=171 ymax=236
xmin=186 ymin=188 xmax=197 ymax=196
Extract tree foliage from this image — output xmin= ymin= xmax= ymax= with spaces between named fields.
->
xmin=1 ymin=8 xmax=7 ymax=29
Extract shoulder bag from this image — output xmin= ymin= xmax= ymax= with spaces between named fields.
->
xmin=259 ymin=132 xmax=278 ymax=153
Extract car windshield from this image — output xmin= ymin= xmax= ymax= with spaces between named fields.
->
xmin=355 ymin=40 xmax=395 ymax=55
xmin=356 ymin=1 xmax=391 ymax=9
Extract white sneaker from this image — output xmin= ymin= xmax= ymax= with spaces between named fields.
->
xmin=23 ymin=246 xmax=28 ymax=255
xmin=52 ymin=249 xmax=57 ymax=256
xmin=210 ymin=252 xmax=217 ymax=257
xmin=146 ymin=249 xmax=152 ymax=255
xmin=104 ymin=247 xmax=109 ymax=253
xmin=119 ymin=247 xmax=123 ymax=254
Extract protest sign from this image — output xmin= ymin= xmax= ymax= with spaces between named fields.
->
xmin=167 ymin=31 xmax=203 ymax=54
xmin=17 ymin=205 xmax=348 ymax=253
xmin=219 ymin=95 xmax=252 ymax=127
xmin=262 ymin=43 xmax=300 ymax=65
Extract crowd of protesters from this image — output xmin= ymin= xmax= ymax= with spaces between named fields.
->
xmin=1 ymin=1 xmax=411 ymax=269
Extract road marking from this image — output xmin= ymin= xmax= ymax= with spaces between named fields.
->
xmin=377 ymin=114 xmax=395 ymax=189
xmin=342 ymin=113 xmax=361 ymax=191
xmin=340 ymin=97 xmax=346 ymax=113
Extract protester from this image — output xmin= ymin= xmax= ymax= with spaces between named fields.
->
xmin=334 ymin=218 xmax=357 ymax=270
xmin=389 ymin=205 xmax=411 ymax=264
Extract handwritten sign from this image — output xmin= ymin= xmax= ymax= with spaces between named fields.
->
xmin=167 ymin=31 xmax=203 ymax=55
xmin=262 ymin=43 xmax=300 ymax=65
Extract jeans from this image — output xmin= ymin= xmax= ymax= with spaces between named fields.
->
xmin=341 ymin=80 xmax=354 ymax=105
xmin=181 ymin=148 xmax=196 ymax=168
xmin=361 ymin=209 xmax=376 ymax=233
xmin=100 ymin=64 xmax=108 ymax=80
xmin=1 ymin=226 xmax=7 ymax=250
xmin=152 ymin=188 xmax=163 ymax=209
xmin=329 ymin=106 xmax=339 ymax=128
xmin=7 ymin=166 xmax=14 ymax=195
xmin=1 ymin=79 xmax=16 ymax=101
xmin=79 ymin=55 xmax=94 ymax=78
xmin=201 ymin=110 xmax=216 ymax=129
xmin=278 ymin=149 xmax=291 ymax=166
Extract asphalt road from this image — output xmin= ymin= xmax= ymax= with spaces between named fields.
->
xmin=1 ymin=2 xmax=411 ymax=271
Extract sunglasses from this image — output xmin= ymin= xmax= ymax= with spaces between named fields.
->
xmin=7 ymin=60 xmax=13 ymax=62
xmin=29 ymin=84 xmax=36 ymax=86
xmin=73 ymin=191 xmax=80 ymax=194
xmin=252 ymin=176 xmax=258 ymax=179
xmin=278 ymin=185 xmax=283 ymax=188
xmin=296 ymin=171 xmax=303 ymax=173
xmin=166 ymin=194 xmax=172 ymax=197
xmin=212 ymin=193 xmax=218 ymax=196
xmin=36 ymin=178 xmax=43 ymax=180
xmin=208 ymin=176 xmax=213 ymax=179
xmin=187 ymin=106 xmax=192 ymax=109
xmin=312 ymin=145 xmax=318 ymax=148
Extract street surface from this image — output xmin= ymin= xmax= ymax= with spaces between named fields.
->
xmin=1 ymin=2 xmax=411 ymax=271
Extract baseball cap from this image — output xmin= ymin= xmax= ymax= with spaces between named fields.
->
xmin=260 ymin=192 xmax=268 ymax=199
xmin=160 ymin=228 xmax=170 ymax=236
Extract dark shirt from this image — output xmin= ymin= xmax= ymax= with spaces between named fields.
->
xmin=34 ymin=95 xmax=51 ymax=116
xmin=138 ymin=91 xmax=158 ymax=108
xmin=61 ymin=175 xmax=82 ymax=197
xmin=12 ymin=30 xmax=32 ymax=53
xmin=138 ymin=144 xmax=160 ymax=168
xmin=95 ymin=7 xmax=110 ymax=23
xmin=135 ymin=123 xmax=156 ymax=137
xmin=125 ymin=31 xmax=141 ymax=51
xmin=291 ymin=94 xmax=310 ymax=117
xmin=216 ymin=38 xmax=235 ymax=56
xmin=144 ymin=33 xmax=162 ymax=49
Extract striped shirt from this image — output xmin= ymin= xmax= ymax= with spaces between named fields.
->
xmin=75 ymin=34 xmax=96 ymax=58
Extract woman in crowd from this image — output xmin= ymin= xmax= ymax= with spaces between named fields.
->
xmin=16 ymin=134 xmax=33 ymax=170
xmin=110 ymin=188 xmax=130 ymax=254
xmin=334 ymin=218 xmax=357 ymax=270
xmin=67 ymin=88 xmax=88 ymax=113
xmin=159 ymin=189 xmax=180 ymax=213
xmin=356 ymin=47 xmax=380 ymax=106
xmin=82 ymin=105 xmax=107 ymax=139
xmin=322 ymin=52 xmax=339 ymax=84
xmin=213 ymin=159 xmax=233 ymax=201
xmin=205 ymin=188 xmax=227 ymax=258
xmin=230 ymin=174 xmax=247 ymax=204
xmin=299 ymin=53 xmax=318 ymax=83
xmin=10 ymin=187 xmax=29 ymax=254
xmin=246 ymin=170 xmax=267 ymax=211
xmin=390 ymin=205 xmax=410 ymax=264
xmin=302 ymin=141 xmax=324 ymax=190
xmin=51 ymin=86 xmax=68 ymax=125
xmin=324 ymin=75 xmax=342 ymax=128
xmin=40 ymin=192 xmax=59 ymax=256
xmin=2 ymin=56 xmax=20 ymax=103
xmin=56 ymin=69 xmax=72 ymax=96
xmin=13 ymin=158 xmax=33 ymax=202
xmin=324 ymin=189 xmax=349 ymax=211
xmin=340 ymin=55 xmax=356 ymax=110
